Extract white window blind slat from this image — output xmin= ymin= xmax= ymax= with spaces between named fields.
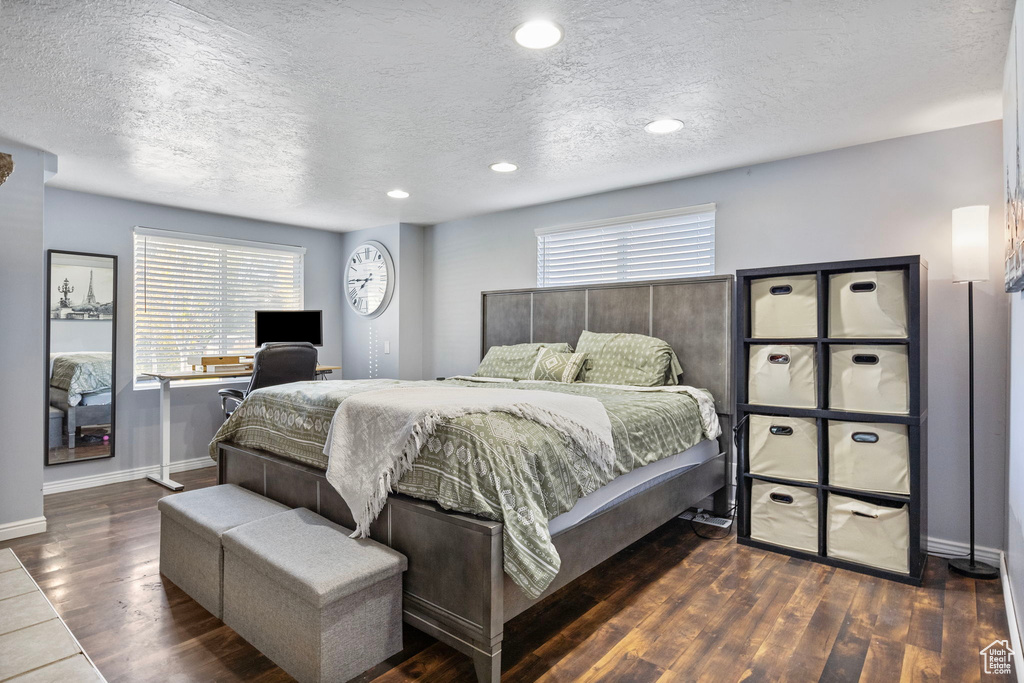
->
xmin=133 ymin=229 xmax=305 ymax=379
xmin=536 ymin=206 xmax=715 ymax=287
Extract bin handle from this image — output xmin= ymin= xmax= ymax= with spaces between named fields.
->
xmin=768 ymin=353 xmax=791 ymax=364
xmin=851 ymin=431 xmax=879 ymax=443
xmin=852 ymin=510 xmax=879 ymax=519
xmin=769 ymin=285 xmax=793 ymax=295
xmin=852 ymin=354 xmax=879 ymax=365
xmin=769 ymin=492 xmax=794 ymax=504
xmin=769 ymin=425 xmax=794 ymax=436
xmin=850 ymin=281 xmax=877 ymax=293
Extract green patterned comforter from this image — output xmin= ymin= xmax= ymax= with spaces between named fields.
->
xmin=209 ymin=378 xmax=718 ymax=597
xmin=49 ymin=352 xmax=113 ymax=406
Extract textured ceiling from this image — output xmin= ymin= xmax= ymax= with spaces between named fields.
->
xmin=0 ymin=0 xmax=1013 ymax=231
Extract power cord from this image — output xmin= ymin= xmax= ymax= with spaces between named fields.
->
xmin=689 ymin=503 xmax=737 ymax=540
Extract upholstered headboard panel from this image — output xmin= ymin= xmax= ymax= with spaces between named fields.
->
xmin=480 ymin=275 xmax=735 ymax=414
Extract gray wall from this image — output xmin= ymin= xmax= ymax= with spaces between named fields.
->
xmin=0 ymin=140 xmax=46 ymax=530
xmin=398 ymin=223 xmax=425 ymax=380
xmin=1009 ymin=293 xmax=1023 ymax=637
xmin=42 ymin=189 xmax=346 ymax=486
xmin=340 ymin=222 xmax=425 ymax=380
xmin=424 ymin=121 xmax=1008 ymax=550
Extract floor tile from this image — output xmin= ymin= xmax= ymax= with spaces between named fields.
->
xmin=0 ymin=618 xmax=81 ymax=680
xmin=0 ymin=568 xmax=36 ymax=601
xmin=7 ymin=654 xmax=103 ymax=682
xmin=0 ymin=590 xmax=58 ymax=636
xmin=0 ymin=548 xmax=19 ymax=573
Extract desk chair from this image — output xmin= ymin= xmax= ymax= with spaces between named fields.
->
xmin=219 ymin=342 xmax=318 ymax=419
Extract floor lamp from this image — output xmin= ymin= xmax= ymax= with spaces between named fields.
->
xmin=948 ymin=205 xmax=999 ymax=579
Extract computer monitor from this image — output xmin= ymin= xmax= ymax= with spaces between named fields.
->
xmin=255 ymin=310 xmax=323 ymax=347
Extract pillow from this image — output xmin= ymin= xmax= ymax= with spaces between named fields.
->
xmin=530 ymin=348 xmax=589 ymax=383
xmin=474 ymin=342 xmax=572 ymax=380
xmin=574 ymin=330 xmax=683 ymax=386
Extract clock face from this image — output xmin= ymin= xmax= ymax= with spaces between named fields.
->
xmin=347 ymin=242 xmax=394 ymax=317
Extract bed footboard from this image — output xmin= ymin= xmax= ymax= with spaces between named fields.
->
xmin=216 ymin=443 xmax=505 ymax=680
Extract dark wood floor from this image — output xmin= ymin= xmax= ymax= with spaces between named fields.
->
xmin=0 ymin=467 xmax=1016 ymax=682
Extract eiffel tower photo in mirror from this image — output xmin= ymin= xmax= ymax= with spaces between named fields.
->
xmin=45 ymin=250 xmax=118 ymax=465
xmin=735 ymin=255 xmax=927 ymax=584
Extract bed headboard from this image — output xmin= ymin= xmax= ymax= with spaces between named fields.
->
xmin=480 ymin=275 xmax=735 ymax=415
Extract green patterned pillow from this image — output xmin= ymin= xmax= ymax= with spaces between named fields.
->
xmin=575 ymin=330 xmax=683 ymax=386
xmin=474 ymin=342 xmax=572 ymax=380
xmin=530 ymin=348 xmax=589 ymax=383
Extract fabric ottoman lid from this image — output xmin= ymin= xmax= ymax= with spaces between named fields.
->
xmin=158 ymin=484 xmax=289 ymax=544
xmin=222 ymin=508 xmax=407 ymax=607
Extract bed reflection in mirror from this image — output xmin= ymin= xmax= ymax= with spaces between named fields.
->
xmin=46 ymin=250 xmax=117 ymax=465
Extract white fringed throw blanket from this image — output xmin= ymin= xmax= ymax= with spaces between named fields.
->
xmin=324 ymin=385 xmax=615 ymax=537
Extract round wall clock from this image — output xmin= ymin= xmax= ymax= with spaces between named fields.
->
xmin=346 ymin=240 xmax=395 ymax=318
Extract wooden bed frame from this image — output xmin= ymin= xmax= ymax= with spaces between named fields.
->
xmin=217 ymin=274 xmax=735 ymax=682
xmin=50 ymin=393 xmax=112 ymax=450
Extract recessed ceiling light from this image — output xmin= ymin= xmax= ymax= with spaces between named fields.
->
xmin=513 ymin=20 xmax=563 ymax=49
xmin=386 ymin=189 xmax=409 ymax=199
xmin=644 ymin=119 xmax=684 ymax=134
xmin=490 ymin=162 xmax=518 ymax=173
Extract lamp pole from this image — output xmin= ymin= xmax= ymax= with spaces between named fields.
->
xmin=948 ymin=281 xmax=998 ymax=579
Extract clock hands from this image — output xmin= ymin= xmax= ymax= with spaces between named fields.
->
xmin=348 ymin=275 xmax=375 ymax=292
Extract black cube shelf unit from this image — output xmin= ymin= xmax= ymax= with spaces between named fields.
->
xmin=735 ymin=255 xmax=928 ymax=585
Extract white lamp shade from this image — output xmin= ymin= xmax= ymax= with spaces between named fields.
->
xmin=951 ymin=205 xmax=990 ymax=283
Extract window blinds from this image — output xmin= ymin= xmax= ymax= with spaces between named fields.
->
xmin=536 ymin=204 xmax=716 ymax=287
xmin=133 ymin=227 xmax=305 ymax=378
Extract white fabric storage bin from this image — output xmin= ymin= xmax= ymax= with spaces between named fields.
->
xmin=750 ymin=481 xmax=819 ymax=553
xmin=828 ymin=345 xmax=910 ymax=414
xmin=750 ymin=274 xmax=818 ymax=338
xmin=829 ymin=270 xmax=908 ymax=338
xmin=827 ymin=493 xmax=909 ymax=573
xmin=828 ymin=421 xmax=910 ymax=495
xmin=748 ymin=415 xmax=818 ymax=483
xmin=748 ymin=344 xmax=817 ymax=408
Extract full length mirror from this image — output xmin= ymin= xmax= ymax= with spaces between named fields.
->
xmin=46 ymin=250 xmax=117 ymax=465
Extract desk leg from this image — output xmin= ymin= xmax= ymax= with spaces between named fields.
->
xmin=147 ymin=378 xmax=184 ymax=491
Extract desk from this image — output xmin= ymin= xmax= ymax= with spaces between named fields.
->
xmin=141 ymin=365 xmax=341 ymax=490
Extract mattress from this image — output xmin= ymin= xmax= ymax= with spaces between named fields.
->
xmin=548 ymin=439 xmax=719 ymax=534
xmin=79 ymin=391 xmax=112 ymax=406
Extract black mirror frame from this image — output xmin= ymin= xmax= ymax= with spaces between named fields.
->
xmin=45 ymin=249 xmax=117 ymax=466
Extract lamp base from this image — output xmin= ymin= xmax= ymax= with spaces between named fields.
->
xmin=948 ymin=556 xmax=1000 ymax=580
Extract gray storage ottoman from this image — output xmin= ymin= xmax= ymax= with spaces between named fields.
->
xmin=158 ymin=484 xmax=289 ymax=618
xmin=221 ymin=507 xmax=407 ymax=683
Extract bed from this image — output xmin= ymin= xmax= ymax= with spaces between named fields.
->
xmin=49 ymin=352 xmax=113 ymax=448
xmin=213 ymin=275 xmax=734 ymax=682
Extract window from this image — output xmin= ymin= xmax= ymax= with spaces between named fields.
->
xmin=133 ymin=227 xmax=304 ymax=380
xmin=536 ymin=204 xmax=715 ymax=287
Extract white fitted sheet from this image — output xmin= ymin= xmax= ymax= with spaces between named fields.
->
xmin=548 ymin=438 xmax=720 ymax=535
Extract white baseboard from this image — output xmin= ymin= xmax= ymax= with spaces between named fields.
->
xmin=926 ymin=536 xmax=1002 ymax=567
xmin=999 ymin=552 xmax=1024 ymax=683
xmin=42 ymin=456 xmax=214 ymax=495
xmin=0 ymin=516 xmax=47 ymax=542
